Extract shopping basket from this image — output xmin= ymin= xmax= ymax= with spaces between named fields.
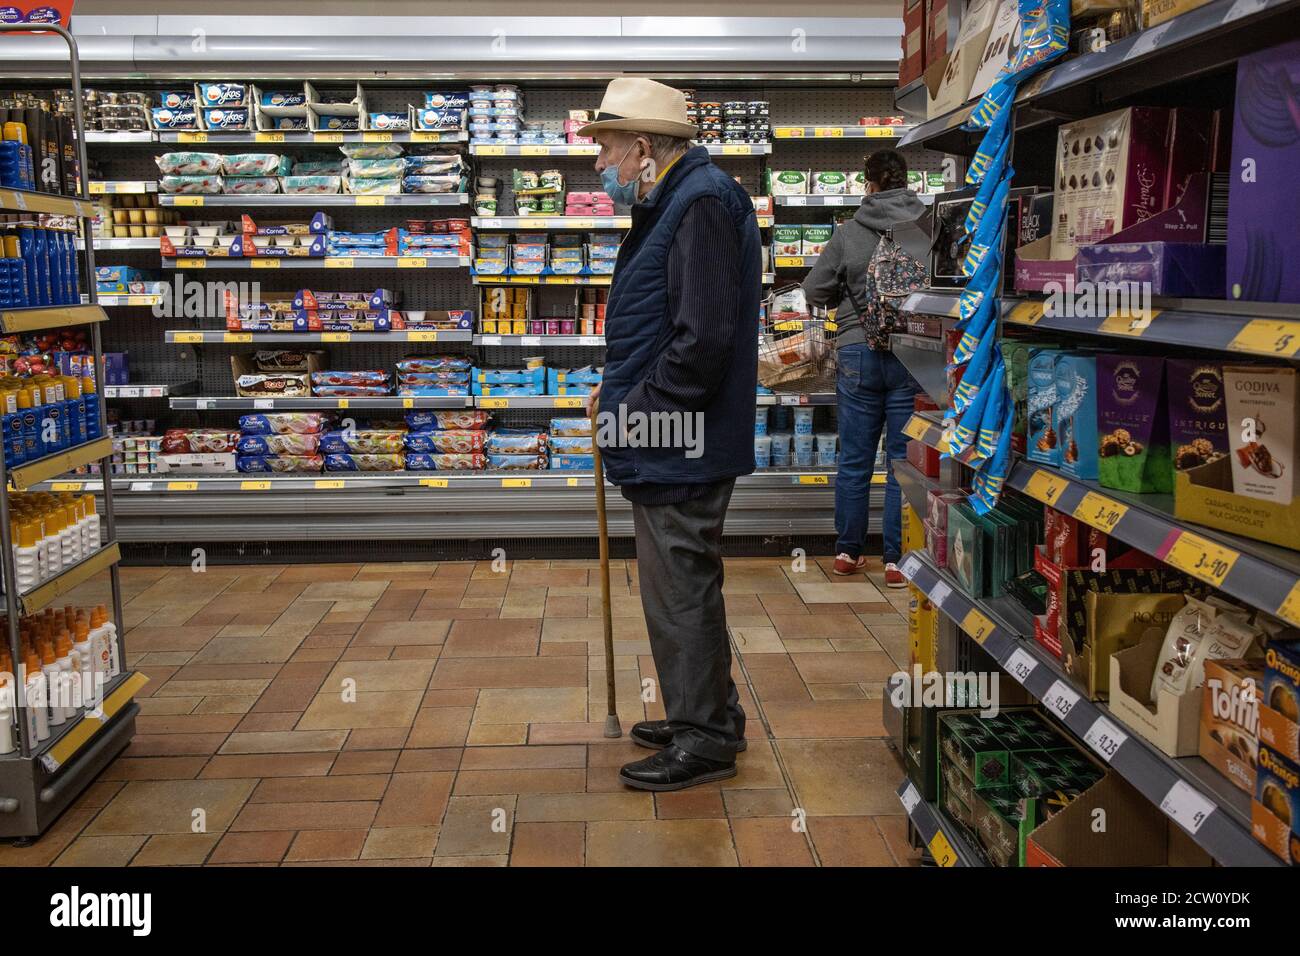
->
xmin=757 ymin=283 xmax=838 ymax=393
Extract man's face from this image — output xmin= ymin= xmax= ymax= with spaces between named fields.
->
xmin=594 ymin=131 xmax=648 ymax=180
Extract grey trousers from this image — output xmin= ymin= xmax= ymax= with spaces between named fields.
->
xmin=631 ymin=479 xmax=746 ymax=762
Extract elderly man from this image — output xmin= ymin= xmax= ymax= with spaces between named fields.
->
xmin=580 ymin=78 xmax=761 ymax=791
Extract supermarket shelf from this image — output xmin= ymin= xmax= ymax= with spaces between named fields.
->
xmin=93 ymin=294 xmax=162 ymax=307
xmin=472 ymin=216 xmax=630 ymax=230
xmin=1 ymin=304 xmax=108 ymax=334
xmin=773 ymin=194 xmax=861 ymax=207
xmin=104 ymin=382 xmax=199 ymax=399
xmin=472 ymin=274 xmax=611 ymax=286
xmin=468 ymin=143 xmax=772 ymax=157
xmin=8 ymin=437 xmax=113 ymax=491
xmin=902 ymin=410 xmax=989 ymax=467
xmin=897 ymin=104 xmax=980 ymax=155
xmin=754 ymin=392 xmax=836 ymax=406
xmin=16 ymin=543 xmax=121 ymax=616
xmin=902 ymin=290 xmax=963 ymax=319
xmin=83 ymin=130 xmax=155 ymax=144
xmin=773 ymin=125 xmax=913 ymax=139
xmin=166 ymin=329 xmax=473 ymax=345
xmin=171 ymin=395 xmax=471 ymax=411
xmin=1005 ymin=460 xmax=1300 ymax=629
xmin=158 ymin=193 xmax=470 ymax=207
xmin=1002 ymin=298 xmax=1300 ymax=361
xmin=773 ymin=255 xmax=819 ymax=269
xmin=76 ymin=237 xmax=161 ymax=251
xmin=88 ymin=180 xmax=156 ymax=195
xmin=0 ymin=187 xmax=94 ymax=218
xmin=1013 ymin=0 xmax=1300 ymax=118
xmin=476 ymin=395 xmax=591 ymax=409
xmin=475 ymin=334 xmax=604 ymax=347
xmin=893 ymin=456 xmax=942 ymax=518
xmin=161 ymin=256 xmax=470 ymax=270
xmin=33 ymin=671 xmax=149 ymax=768
xmin=898 ymin=550 xmax=1281 ymax=868
xmin=157 ymin=130 xmax=468 ymax=145
xmin=894 ymin=76 xmax=929 ymax=121
xmin=890 ymin=332 xmax=948 ymax=406
xmin=897 ymin=780 xmax=983 ymax=867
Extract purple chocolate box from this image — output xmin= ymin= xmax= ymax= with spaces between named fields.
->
xmin=1165 ymin=358 xmax=1229 ymax=472
xmin=1076 ymin=241 xmax=1225 ymax=298
xmin=1228 ymin=38 xmax=1300 ymax=304
xmin=1097 ymin=355 xmax=1172 ymax=494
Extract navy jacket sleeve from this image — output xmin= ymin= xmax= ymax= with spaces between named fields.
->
xmin=622 ymin=196 xmax=742 ymax=416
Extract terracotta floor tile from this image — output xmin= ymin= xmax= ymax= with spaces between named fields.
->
xmin=808 ymin=683 xmax=868 ymax=700
xmin=194 ymin=696 xmax=259 ymax=715
xmin=373 ymin=771 xmax=454 ymax=828
xmin=406 ymin=707 xmax=473 ymax=748
xmin=230 ymin=801 xmax=379 ymax=832
xmin=124 ymin=733 xmax=228 ymax=758
xmin=200 ymin=753 xmax=335 ymax=779
xmin=362 ymin=826 xmax=439 ymax=859
xmin=780 ymin=739 xmax=905 ymax=816
xmin=53 ymin=835 xmax=148 ymax=867
xmin=135 ymin=714 xmax=242 ymax=735
xmin=746 ymin=665 xmax=812 ymax=703
xmin=544 ymin=595 xmax=588 ymax=618
xmin=731 ymin=817 xmax=816 ymax=867
xmin=102 ymin=756 xmax=209 ymax=781
xmin=791 ymin=651 xmax=900 ymax=685
xmin=131 ymin=833 xmax=221 ymax=866
xmin=210 ymin=830 xmax=294 ymax=863
xmin=285 ymin=829 xmax=368 ymax=862
xmin=429 ymin=855 xmax=507 ymax=867
xmin=459 ymin=744 xmax=585 ymax=771
xmin=768 ymin=613 xmax=869 ymax=640
xmin=586 ymin=820 xmax=738 ymax=866
xmin=654 ymin=789 xmax=727 ymax=819
xmin=510 ymin=821 xmax=585 ymax=867
xmin=0 ymin=809 xmax=93 ymax=867
xmin=420 ymin=688 xmax=480 ymax=708
xmin=344 ymin=728 xmax=410 ymax=751
xmin=394 ymin=748 xmax=463 ymax=773
xmin=514 ymin=792 xmax=653 ymax=823
xmin=730 ymin=626 xmax=786 ymax=654
xmin=442 ymin=619 xmax=541 ymax=658
xmin=761 ymin=700 xmax=885 ymax=738
xmin=154 ymin=678 xmax=271 ymax=699
xmin=540 ymin=641 xmax=589 ymax=656
xmin=352 ymin=619 xmax=450 ymax=647
xmin=322 ymin=659 xmax=434 ymax=692
xmin=86 ymin=779 xmax=256 ymax=836
xmin=297 ymin=690 xmax=423 ymax=730
xmin=454 ymin=769 xmax=586 ymax=795
xmin=466 ymin=723 xmax=529 ymax=746
xmin=340 ymin=646 xmax=394 ymax=662
xmin=136 ymin=697 xmax=200 ymax=716
xmin=299 ymin=580 xmax=388 ymax=601
xmin=474 ymin=687 xmax=586 ymax=724
xmin=236 ymin=713 xmax=299 ymax=733
xmin=219 ymin=730 xmax=349 ymax=754
xmin=170 ymin=663 xmax=288 ymax=682
xmin=435 ymin=795 xmax=515 ymax=857
xmin=251 ymin=774 xmax=390 ymax=804
xmin=71 ymin=780 xmax=126 ymax=811
xmin=390 ymin=645 xmax=443 ymax=661
xmin=722 ymin=789 xmax=796 ymax=817
xmin=332 ymin=751 xmax=400 ymax=775
xmin=430 ymin=657 xmax=586 ymax=689
xmin=808 ymin=816 xmax=900 ymax=866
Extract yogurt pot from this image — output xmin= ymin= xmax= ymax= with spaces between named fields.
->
xmin=754 ymin=435 xmax=771 ymax=469
xmin=793 ymin=407 xmax=815 ymax=435
xmin=815 ymin=432 xmax=838 ymax=466
xmin=770 ymin=432 xmax=792 ymax=466
xmin=793 ymin=433 xmax=815 ymax=467
xmin=755 ymin=406 xmax=770 ymax=436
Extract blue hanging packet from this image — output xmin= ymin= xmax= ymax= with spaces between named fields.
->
xmin=971 ymin=402 xmax=1017 ymax=514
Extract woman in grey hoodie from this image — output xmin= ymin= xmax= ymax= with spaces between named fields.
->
xmin=802 ymin=149 xmax=930 ymax=585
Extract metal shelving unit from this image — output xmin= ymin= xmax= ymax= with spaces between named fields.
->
xmin=773 ymin=125 xmax=913 ymax=139
xmin=897 ymin=779 xmax=985 ymax=867
xmin=165 ymin=329 xmax=473 ymax=344
xmin=158 ymin=193 xmax=470 ymax=207
xmin=0 ymin=22 xmax=138 ymax=843
xmin=160 ymin=255 xmax=470 ymax=270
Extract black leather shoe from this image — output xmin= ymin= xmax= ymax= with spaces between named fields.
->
xmin=630 ymin=720 xmax=747 ymax=752
xmin=619 ymin=744 xmax=738 ymax=791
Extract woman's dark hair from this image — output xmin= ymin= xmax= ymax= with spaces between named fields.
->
xmin=865 ymin=149 xmax=909 ymax=191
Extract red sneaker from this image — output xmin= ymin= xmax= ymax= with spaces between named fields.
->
xmin=884 ymin=563 xmax=907 ymax=588
xmin=833 ymin=553 xmax=867 ymax=576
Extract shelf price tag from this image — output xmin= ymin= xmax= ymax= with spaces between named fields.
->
xmin=1098 ymin=308 xmax=1160 ymax=336
xmin=721 ymin=145 xmax=750 ymax=154
xmin=240 ymin=480 xmax=271 ymax=491
xmin=405 ymin=331 xmax=439 ymax=342
xmin=480 ymin=398 xmax=507 ymax=409
xmin=476 ymin=145 xmax=506 ymax=156
xmin=419 ymin=478 xmax=449 ymax=488
xmin=88 ymin=181 xmax=107 ymax=194
xmin=784 ymin=196 xmax=807 ymax=207
xmin=898 ymin=553 xmax=922 ymax=579
xmin=1041 ymin=680 xmax=1080 ymax=722
xmin=813 ymin=127 xmax=844 ymax=137
xmin=313 ymin=131 xmax=345 ymax=143
xmin=1024 ymin=468 xmax=1068 ymax=506
xmin=796 ymin=474 xmax=829 ymax=485
xmin=1007 ymin=301 xmax=1045 ymax=326
xmin=903 ymin=416 xmax=931 ymax=442
xmin=1277 ymin=582 xmax=1300 ymax=628
xmin=321 ymin=332 xmax=352 ymax=342
xmin=1005 ymin=648 xmax=1037 ymax=685
xmin=1227 ymin=319 xmax=1300 ymax=358
xmin=129 ymin=481 xmax=153 ymax=492
xmin=167 ymin=481 xmax=198 ymax=491
xmin=566 ymin=477 xmax=581 ymax=487
xmin=315 ymin=479 xmax=346 ymax=489
xmin=173 ymin=196 xmax=204 ymax=207
xmin=578 ymin=336 xmax=602 ymax=346
xmin=223 ymin=332 xmax=252 ymax=343
xmin=1072 ymin=491 xmax=1128 ymax=533
xmin=927 ymin=580 xmax=951 ymax=610
xmin=1163 ymin=531 xmax=1239 ymax=587
xmin=960 ymin=608 xmax=995 ymax=644
xmin=178 ymin=131 xmax=208 ymax=143
xmin=520 ymin=145 xmax=550 ymax=155
xmin=324 ymin=257 xmax=354 ymax=268
xmin=354 ymin=195 xmax=386 ymax=206
xmin=250 ymin=258 xmax=279 ymax=268
xmin=402 ymin=398 xmax=414 ymax=409
xmin=255 ymin=131 xmax=286 ymax=143
xmin=336 ymin=399 xmax=349 ymax=409
xmin=899 ymin=782 xmax=921 ymax=816
xmin=398 ymin=258 xmax=428 ymax=268
xmin=553 ymin=397 xmax=584 ymax=408
xmin=49 ymin=481 xmax=82 ymax=492
xmin=1083 ymin=715 xmax=1128 ymax=763
xmin=1159 ymin=781 xmax=1215 ymax=835
xmin=173 ymin=332 xmax=204 ymax=343
xmin=362 ymin=131 xmax=393 ymax=143
xmin=927 ymin=830 xmax=957 ymax=867
xmin=253 ymin=399 xmax=274 ymax=409
xmin=175 ymin=258 xmax=206 ymax=269
xmin=502 ymin=478 xmax=532 ymax=488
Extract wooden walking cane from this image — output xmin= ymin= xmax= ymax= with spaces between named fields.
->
xmin=590 ymin=397 xmax=622 ymax=738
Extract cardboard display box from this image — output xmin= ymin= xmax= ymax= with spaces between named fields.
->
xmin=1252 ymin=744 xmax=1300 ymax=865
xmin=1261 ymin=638 xmax=1300 ymax=765
xmin=926 ymin=0 xmax=999 ymax=118
xmin=901 ymin=0 xmax=927 ymax=86
xmin=1200 ymin=657 xmax=1264 ymax=795
xmin=1024 ymin=772 xmax=1172 ymax=866
xmin=1109 ymin=634 xmax=1202 ymax=757
xmin=1175 ymin=455 xmax=1300 ymax=552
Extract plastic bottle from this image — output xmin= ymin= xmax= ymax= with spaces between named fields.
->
xmin=13 ymin=519 xmax=40 ymax=592
xmin=24 ymin=651 xmax=48 ymax=742
xmin=71 ymin=618 xmax=95 ymax=710
xmin=40 ymin=642 xmax=63 ymax=726
xmin=81 ymin=494 xmax=99 ymax=553
xmin=58 ymin=503 xmax=77 ymax=567
xmin=43 ymin=508 xmax=62 ymax=578
xmin=90 ymin=605 xmax=118 ymax=678
xmin=0 ymin=666 xmax=15 ymax=755
xmin=81 ymin=373 xmax=100 ymax=440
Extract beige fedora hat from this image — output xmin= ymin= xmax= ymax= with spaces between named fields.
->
xmin=577 ymin=78 xmax=698 ymax=139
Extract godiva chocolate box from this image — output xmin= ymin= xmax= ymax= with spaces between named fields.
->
xmin=1167 ymin=359 xmax=1229 ymax=473
xmin=1223 ymin=365 xmax=1296 ymax=507
xmin=1098 ymin=355 xmax=1172 ymax=494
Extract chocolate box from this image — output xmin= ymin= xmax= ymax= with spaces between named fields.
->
xmin=1252 ymin=744 xmax=1300 ymax=864
xmin=1026 ymin=348 xmax=1060 ymax=467
xmin=1200 ymin=657 xmax=1265 ymax=795
xmin=1098 ymin=355 xmax=1172 ymax=494
xmin=1055 ymin=353 xmax=1098 ymax=480
xmin=1050 ymin=107 xmax=1172 ymax=259
xmin=1228 ymin=38 xmax=1300 ymax=304
xmin=1074 ymin=241 xmax=1225 ymax=299
xmin=900 ymin=0 xmax=927 ymax=85
xmin=1262 ymin=638 xmax=1300 ymax=765
xmin=1166 ymin=359 xmax=1230 ymax=474
xmin=1223 ymin=365 xmax=1296 ymax=507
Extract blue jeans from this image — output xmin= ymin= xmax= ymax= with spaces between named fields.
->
xmin=835 ymin=344 xmax=920 ymax=564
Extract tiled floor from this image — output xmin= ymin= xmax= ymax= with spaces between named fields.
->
xmin=0 ymin=555 xmax=922 ymax=867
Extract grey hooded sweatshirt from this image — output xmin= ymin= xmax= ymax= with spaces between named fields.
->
xmin=801 ymin=187 xmax=932 ymax=349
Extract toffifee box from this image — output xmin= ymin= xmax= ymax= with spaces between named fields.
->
xmin=1200 ymin=657 xmax=1264 ymax=795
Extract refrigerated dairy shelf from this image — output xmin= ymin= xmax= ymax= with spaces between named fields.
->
xmin=472 ymin=216 xmax=631 ymax=230
xmin=471 ymin=274 xmax=611 ymax=286
xmin=773 ymin=125 xmax=913 ymax=139
xmin=158 ymin=193 xmax=470 ymax=207
xmin=161 ymin=255 xmax=471 ymax=270
xmin=157 ymin=130 xmax=469 ymax=145
xmin=165 ymin=329 xmax=473 ymax=344
xmin=88 ymin=180 xmax=156 ymax=194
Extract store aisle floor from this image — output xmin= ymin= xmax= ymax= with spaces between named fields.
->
xmin=0 ymin=556 xmax=921 ymax=867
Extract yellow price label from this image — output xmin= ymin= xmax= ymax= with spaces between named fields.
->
xmin=336 ymin=399 xmax=349 ymax=409
xmin=960 ymin=608 xmax=996 ymax=644
xmin=1098 ymin=308 xmax=1160 ymax=336
xmin=774 ymin=127 xmax=804 ymax=138
xmin=1007 ymin=300 xmax=1045 ymax=326
xmin=1277 ymin=581 xmax=1300 ymax=628
xmin=1164 ymin=531 xmax=1239 ymax=587
xmin=721 ymin=145 xmax=750 ymax=155
xmin=1024 ymin=468 xmax=1068 ymax=506
xmin=398 ymin=258 xmax=428 ymax=268
xmin=88 ymin=181 xmax=106 ymax=194
xmin=554 ymin=397 xmax=584 ymax=408
xmin=476 ymin=145 xmax=506 ymax=156
xmin=480 ymin=398 xmax=508 ymax=409
xmin=178 ymin=131 xmax=208 ymax=143
xmin=420 ymin=478 xmax=449 ymax=488
xmin=167 ymin=481 xmax=198 ymax=491
xmin=1072 ymin=491 xmax=1128 ymax=533
xmin=354 ymin=195 xmax=387 ymax=205
xmin=321 ymin=332 xmax=351 ymax=342
xmin=814 ymin=127 xmax=844 ymax=137
xmin=126 ymin=295 xmax=156 ymax=306
xmin=520 ymin=145 xmax=549 ymax=155
xmin=405 ymin=331 xmax=439 ymax=341
xmin=240 ymin=480 xmax=271 ymax=491
xmin=865 ymin=127 xmax=898 ymax=138
xmin=362 ymin=131 xmax=393 ymax=143
xmin=255 ymin=131 xmax=286 ymax=143
xmin=173 ymin=196 xmax=204 ymax=206
xmin=175 ymin=258 xmax=206 ymax=269
xmin=776 ymin=257 xmax=806 ymax=268
xmin=517 ymin=218 xmax=546 ymax=228
xmin=502 ymin=478 xmax=533 ymax=488
xmin=402 ymin=398 xmax=414 ymax=408
xmin=315 ymin=479 xmax=346 ymax=489
xmin=324 ymin=257 xmax=355 ymax=268
xmin=409 ymin=131 xmax=444 ymax=142
xmin=173 ymin=332 xmax=204 ymax=343
xmin=1227 ymin=320 xmax=1300 ymax=358
xmin=313 ymin=131 xmax=345 ymax=143
xmin=223 ymin=332 xmax=252 ymax=343
xmin=928 ymin=830 xmax=957 ymax=867
xmin=798 ymin=475 xmax=830 ymax=485
xmin=567 ymin=219 xmax=595 ymax=228
xmin=250 ymin=258 xmax=280 ymax=268
xmin=567 ymin=477 xmax=581 ymax=486
xmin=49 ymin=481 xmax=82 ymax=492
xmin=903 ymin=416 xmax=930 ymax=442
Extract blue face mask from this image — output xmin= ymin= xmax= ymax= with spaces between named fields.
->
xmin=600 ymin=141 xmax=642 ymax=206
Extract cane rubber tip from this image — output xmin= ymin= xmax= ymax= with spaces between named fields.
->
xmin=603 ymin=714 xmax=623 ymax=738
